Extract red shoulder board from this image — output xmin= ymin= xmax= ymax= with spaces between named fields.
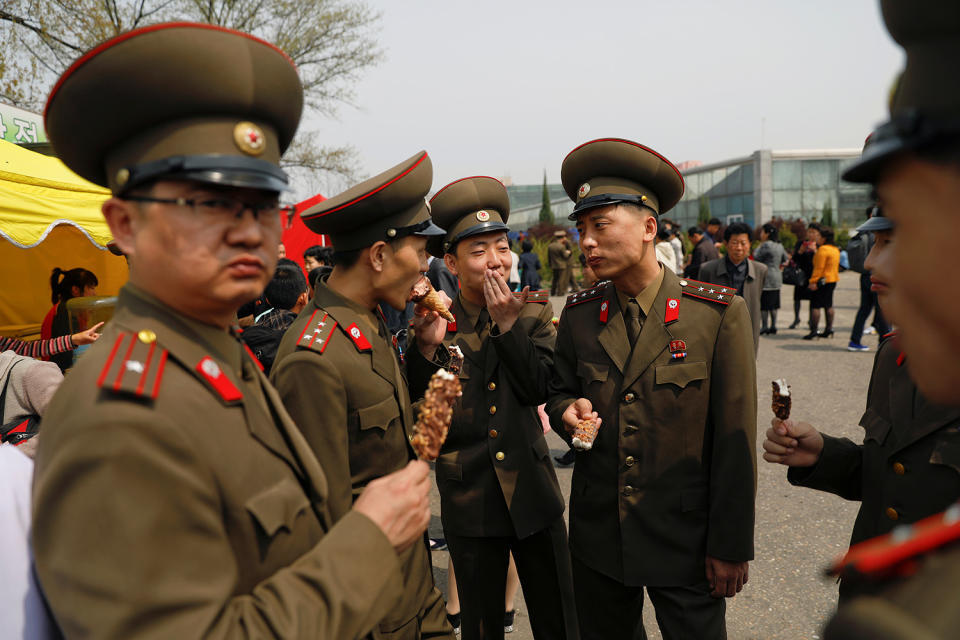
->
xmin=678 ymin=278 xmax=735 ymax=306
xmin=565 ymin=281 xmax=609 ymax=308
xmin=344 ymin=323 xmax=372 ymax=352
xmin=96 ymin=331 xmax=169 ymax=400
xmin=515 ymin=289 xmax=550 ymax=304
xmin=829 ymin=502 xmax=960 ymax=581
xmin=296 ymin=310 xmax=337 ymax=354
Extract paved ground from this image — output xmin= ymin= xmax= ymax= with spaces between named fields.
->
xmin=428 ymin=270 xmax=878 ymax=639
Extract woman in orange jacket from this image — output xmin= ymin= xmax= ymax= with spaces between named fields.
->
xmin=804 ymin=226 xmax=841 ymax=339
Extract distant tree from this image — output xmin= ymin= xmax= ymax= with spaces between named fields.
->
xmin=821 ymin=202 xmax=834 ymax=228
xmin=0 ymin=0 xmax=382 ymax=187
xmin=698 ymin=195 xmax=711 ymax=224
xmin=538 ymin=172 xmax=554 ymax=224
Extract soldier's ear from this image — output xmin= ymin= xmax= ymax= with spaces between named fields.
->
xmin=101 ymin=197 xmax=138 ymax=258
xmin=368 ymin=241 xmax=388 ymax=273
xmin=443 ymin=252 xmax=459 ymax=277
xmin=642 ymin=213 xmax=658 ymax=243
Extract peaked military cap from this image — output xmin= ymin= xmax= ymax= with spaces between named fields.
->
xmin=301 ymin=151 xmax=443 ymax=252
xmin=560 ymin=138 xmax=684 ymax=220
xmin=45 ymin=22 xmax=303 ymax=195
xmin=427 ymin=176 xmax=510 ymax=257
xmin=844 ymin=1 xmax=960 ymax=183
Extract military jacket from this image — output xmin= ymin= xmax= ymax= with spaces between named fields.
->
xmin=407 ymin=292 xmax=564 ymax=539
xmin=789 ymin=336 xmax=960 ymax=547
xmin=271 ymin=281 xmax=440 ymax=635
xmin=548 ymin=240 xmax=571 ymax=270
xmin=32 ymin=284 xmax=404 ymax=640
xmin=546 ymin=269 xmax=758 ymax=587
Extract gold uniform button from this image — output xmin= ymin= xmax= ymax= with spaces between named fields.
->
xmin=623 ymin=392 xmax=636 ymax=404
xmin=495 ymin=451 xmax=505 ymax=461
xmin=625 ymin=456 xmax=635 ymax=467
xmin=137 ymin=329 xmax=157 ymax=344
xmin=489 ymin=405 xmax=497 ymax=415
xmin=489 ymin=429 xmax=498 ymax=439
xmin=623 ymin=485 xmax=635 ymax=496
xmin=893 ymin=462 xmax=906 ymax=475
xmin=624 ymin=425 xmax=639 ymax=435
xmin=886 ymin=507 xmax=899 ymax=521
xmin=488 ymin=381 xmax=496 ymax=391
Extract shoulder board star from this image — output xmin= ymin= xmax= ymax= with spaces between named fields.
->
xmin=516 ymin=289 xmax=550 ymax=304
xmin=295 ymin=310 xmax=338 ymax=354
xmin=679 ymin=278 xmax=734 ymax=306
xmin=96 ymin=330 xmax=169 ymax=400
xmin=565 ymin=280 xmax=610 ymax=308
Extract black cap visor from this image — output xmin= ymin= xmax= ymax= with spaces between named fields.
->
xmin=843 ymin=111 xmax=960 ymax=183
xmin=120 ymin=154 xmax=290 ymax=195
xmin=568 ymin=193 xmax=657 ymax=220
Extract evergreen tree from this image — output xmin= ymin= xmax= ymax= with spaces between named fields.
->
xmin=698 ymin=196 xmax=711 ymax=224
xmin=821 ymin=202 xmax=834 ymax=228
xmin=538 ymin=172 xmax=554 ymax=223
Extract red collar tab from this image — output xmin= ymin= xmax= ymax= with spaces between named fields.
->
xmin=896 ymin=351 xmax=906 ymax=367
xmin=665 ymin=298 xmax=680 ymax=324
xmin=346 ymin=323 xmax=372 ymax=352
xmin=599 ymin=300 xmax=610 ymax=324
xmin=242 ymin=342 xmax=264 ymax=371
xmin=447 ymin=315 xmax=457 ymax=333
xmin=196 ymin=356 xmax=243 ymax=403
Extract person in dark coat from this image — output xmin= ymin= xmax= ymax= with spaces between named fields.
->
xmin=518 ymin=240 xmax=542 ymax=290
xmin=683 ymin=227 xmax=719 ymax=278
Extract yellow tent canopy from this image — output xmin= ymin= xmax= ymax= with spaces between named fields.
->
xmin=0 ymin=139 xmax=128 ymax=337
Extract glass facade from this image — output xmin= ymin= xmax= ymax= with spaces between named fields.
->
xmin=672 ymin=151 xmax=873 ymax=231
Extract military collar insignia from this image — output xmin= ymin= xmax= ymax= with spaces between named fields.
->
xmin=565 ymin=280 xmax=610 ymax=308
xmin=296 ymin=310 xmax=338 ymax=354
xmin=678 ymin=278 xmax=734 ymax=306
xmin=196 ymin=356 xmax=243 ymax=403
xmin=447 ymin=315 xmax=458 ymax=333
xmin=665 ymin=298 xmax=680 ymax=324
xmin=669 ymin=339 xmax=687 ymax=360
xmin=345 ymin=322 xmax=373 ymax=352
xmin=599 ymin=300 xmax=610 ymax=324
xmin=96 ymin=331 xmax=169 ymax=400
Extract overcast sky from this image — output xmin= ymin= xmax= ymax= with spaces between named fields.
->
xmin=303 ymin=0 xmax=902 ymax=196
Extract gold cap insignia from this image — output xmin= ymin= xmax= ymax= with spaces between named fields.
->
xmin=476 ymin=210 xmax=490 ymax=221
xmin=578 ymin=183 xmax=590 ymax=199
xmin=233 ymin=121 xmax=266 ymax=156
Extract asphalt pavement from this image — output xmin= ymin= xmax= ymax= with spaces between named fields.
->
xmin=428 ymin=270 xmax=874 ymax=639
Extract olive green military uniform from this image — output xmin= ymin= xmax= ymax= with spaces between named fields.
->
xmin=789 ymin=334 xmax=960 ymax=602
xmin=406 ymin=175 xmax=578 ymax=640
xmin=271 ymin=152 xmax=454 ymax=640
xmin=831 ymin=2 xmax=960 ymax=636
xmin=32 ymin=22 xmax=407 ymax=639
xmin=547 ymin=138 xmax=757 ymax=640
xmin=548 ymin=235 xmax=572 ymax=296
xmin=34 ymin=285 xmax=405 ymax=639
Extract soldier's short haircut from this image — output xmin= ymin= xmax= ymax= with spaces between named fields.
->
xmin=264 ymin=264 xmax=307 ymax=310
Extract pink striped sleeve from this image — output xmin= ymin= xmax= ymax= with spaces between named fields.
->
xmin=0 ymin=335 xmax=74 ymax=358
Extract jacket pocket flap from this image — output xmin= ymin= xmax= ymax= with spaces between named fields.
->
xmin=245 ymin=478 xmax=310 ymax=537
xmin=930 ymin=429 xmax=960 ymax=473
xmin=655 ymin=362 xmax=708 ymax=389
xmin=681 ymin=486 xmax=709 ymax=512
xmin=436 ymin=460 xmax=462 ymax=481
xmin=859 ymin=407 xmax=892 ymax=445
xmin=577 ymin=360 xmax=609 ymax=383
xmin=532 ymin=435 xmax=550 ymax=460
xmin=357 ymin=395 xmax=399 ymax=431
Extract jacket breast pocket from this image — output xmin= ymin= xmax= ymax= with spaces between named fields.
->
xmin=859 ymin=407 xmax=892 ymax=446
xmin=655 ymin=361 xmax=707 ymax=390
xmin=930 ymin=428 xmax=960 ymax=474
xmin=246 ymin=477 xmax=311 ymax=539
xmin=577 ymin=360 xmax=609 ymax=385
xmin=357 ymin=395 xmax=401 ymax=433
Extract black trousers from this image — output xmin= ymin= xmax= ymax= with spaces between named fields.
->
xmin=571 ymin=555 xmax=726 ymax=640
xmin=850 ymin=272 xmax=890 ymax=343
xmin=446 ymin=518 xmax=578 ymax=640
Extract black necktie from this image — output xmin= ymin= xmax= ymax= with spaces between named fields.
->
xmin=625 ymin=299 xmax=642 ymax=345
